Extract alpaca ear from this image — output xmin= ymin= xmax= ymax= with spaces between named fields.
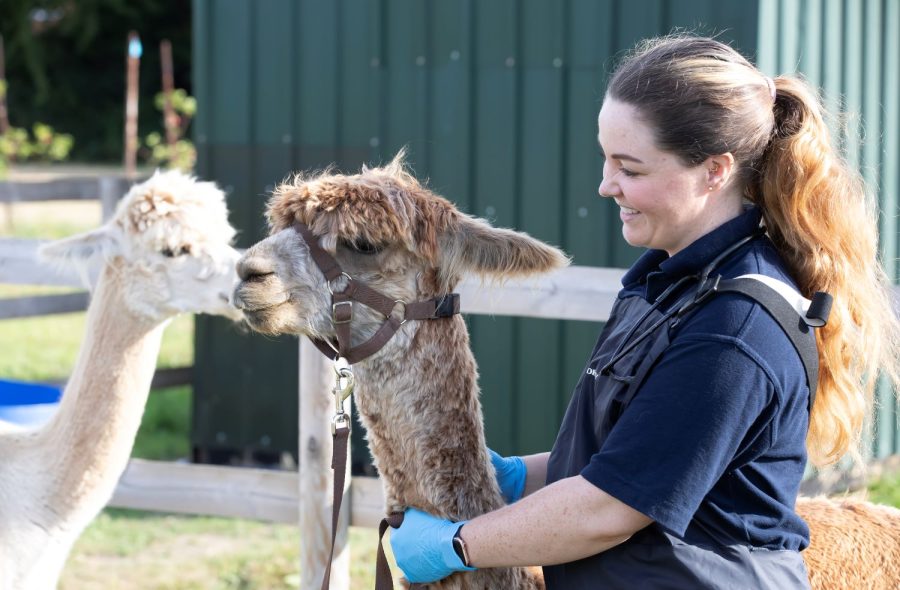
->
xmin=439 ymin=214 xmax=569 ymax=286
xmin=38 ymin=225 xmax=121 ymax=265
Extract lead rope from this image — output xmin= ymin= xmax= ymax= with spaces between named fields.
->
xmin=319 ymin=360 xmax=407 ymax=590
xmin=320 ymin=359 xmax=354 ymax=590
xmin=375 ymin=513 xmax=405 ymax=589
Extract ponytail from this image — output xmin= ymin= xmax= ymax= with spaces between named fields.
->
xmin=752 ymin=77 xmax=900 ymax=465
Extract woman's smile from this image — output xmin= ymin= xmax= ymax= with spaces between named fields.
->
xmin=618 ymin=204 xmax=641 ymax=221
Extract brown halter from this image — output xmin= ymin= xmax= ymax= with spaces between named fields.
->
xmin=293 ymin=221 xmax=457 ymax=588
xmin=294 ymin=221 xmax=460 ymax=364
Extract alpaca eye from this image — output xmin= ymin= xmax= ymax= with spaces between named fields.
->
xmin=341 ymin=239 xmax=382 ymax=255
xmin=161 ymin=245 xmax=190 ymax=258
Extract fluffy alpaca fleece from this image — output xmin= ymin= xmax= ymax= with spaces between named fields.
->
xmin=235 ymin=153 xmax=567 ymax=589
xmin=796 ymin=496 xmax=900 ymax=590
xmin=0 ymin=170 xmax=240 ymax=590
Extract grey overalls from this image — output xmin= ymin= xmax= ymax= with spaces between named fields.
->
xmin=544 ymin=233 xmax=830 ymax=590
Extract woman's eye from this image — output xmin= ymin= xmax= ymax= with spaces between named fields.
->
xmin=620 ymin=167 xmax=639 ymax=178
xmin=341 ymin=239 xmax=382 ymax=255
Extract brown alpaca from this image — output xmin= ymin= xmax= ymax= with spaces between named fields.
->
xmin=233 ymin=154 xmax=564 ymax=589
xmin=795 ymin=497 xmax=900 ymax=590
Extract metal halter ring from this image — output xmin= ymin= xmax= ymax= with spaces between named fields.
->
xmin=326 ymin=272 xmax=353 ymax=295
xmin=391 ymin=300 xmax=408 ymax=325
xmin=331 ymin=413 xmax=350 ymax=435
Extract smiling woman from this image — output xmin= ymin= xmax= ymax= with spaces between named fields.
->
xmin=597 ymin=99 xmax=745 ymax=256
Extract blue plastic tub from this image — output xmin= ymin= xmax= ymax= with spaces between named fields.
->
xmin=0 ymin=379 xmax=62 ymax=427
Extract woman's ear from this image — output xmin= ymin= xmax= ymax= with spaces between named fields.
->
xmin=705 ymin=153 xmax=736 ymax=192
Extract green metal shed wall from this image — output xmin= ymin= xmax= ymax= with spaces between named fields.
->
xmin=191 ymin=0 xmax=763 ymax=463
xmin=758 ymin=0 xmax=900 ymax=459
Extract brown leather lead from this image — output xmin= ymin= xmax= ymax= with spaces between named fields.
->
xmin=375 ymin=512 xmax=406 ymax=589
xmin=320 ymin=425 xmax=350 ymax=590
xmin=323 ymin=421 xmax=405 ymax=590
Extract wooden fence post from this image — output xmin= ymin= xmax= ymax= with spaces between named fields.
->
xmin=159 ymin=39 xmax=179 ymax=150
xmin=0 ymin=33 xmax=9 ymax=134
xmin=123 ymin=32 xmax=141 ymax=178
xmin=299 ymin=339 xmax=351 ymax=589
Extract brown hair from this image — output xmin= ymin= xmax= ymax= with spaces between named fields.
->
xmin=607 ymin=35 xmax=900 ymax=466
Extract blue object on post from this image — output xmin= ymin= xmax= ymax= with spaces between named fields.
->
xmin=0 ymin=379 xmax=62 ymax=427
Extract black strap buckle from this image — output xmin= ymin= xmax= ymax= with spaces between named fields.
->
xmin=805 ymin=291 xmax=833 ymax=327
xmin=433 ymin=293 xmax=460 ymax=318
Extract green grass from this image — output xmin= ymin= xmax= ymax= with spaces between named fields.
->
xmin=867 ymin=470 xmax=900 ymax=506
xmin=1 ymin=198 xmax=101 ymax=240
xmin=3 ymin=218 xmax=100 ymax=240
xmin=132 ymin=386 xmax=192 ymax=460
xmin=61 ymin=510 xmax=393 ymax=590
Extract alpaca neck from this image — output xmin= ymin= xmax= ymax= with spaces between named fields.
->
xmin=35 ymin=260 xmax=167 ymax=522
xmin=355 ymin=316 xmax=503 ymax=519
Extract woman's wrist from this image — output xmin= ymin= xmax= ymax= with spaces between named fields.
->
xmin=521 ymin=452 xmax=550 ymax=497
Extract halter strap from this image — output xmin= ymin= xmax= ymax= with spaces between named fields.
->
xmin=294 ymin=222 xmax=460 ymax=364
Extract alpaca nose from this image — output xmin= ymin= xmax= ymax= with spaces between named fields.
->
xmin=231 ymin=289 xmax=245 ymax=310
xmin=236 ymin=256 xmax=275 ymax=282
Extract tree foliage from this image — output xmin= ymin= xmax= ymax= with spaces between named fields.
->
xmin=0 ymin=0 xmax=191 ymax=161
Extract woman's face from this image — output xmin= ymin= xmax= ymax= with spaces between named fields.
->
xmin=597 ymin=98 xmax=734 ymax=256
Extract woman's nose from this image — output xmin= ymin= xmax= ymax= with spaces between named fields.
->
xmin=598 ymin=161 xmax=618 ymax=198
xmin=598 ymin=176 xmax=618 ymax=199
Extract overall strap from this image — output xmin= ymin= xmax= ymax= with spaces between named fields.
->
xmin=714 ymin=276 xmax=832 ymax=410
xmin=619 ymin=275 xmax=831 ymax=413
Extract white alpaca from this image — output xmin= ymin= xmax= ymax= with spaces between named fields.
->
xmin=0 ymin=170 xmax=241 ymax=590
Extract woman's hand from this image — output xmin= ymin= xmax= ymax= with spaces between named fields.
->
xmin=488 ymin=448 xmax=527 ymax=503
xmin=389 ymin=508 xmax=475 ymax=583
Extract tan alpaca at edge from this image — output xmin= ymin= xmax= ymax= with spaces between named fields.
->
xmin=0 ymin=170 xmax=242 ymax=590
xmin=797 ymin=496 xmax=900 ymax=589
xmin=233 ymin=154 xmax=900 ymax=590
xmin=234 ymin=154 xmax=558 ymax=589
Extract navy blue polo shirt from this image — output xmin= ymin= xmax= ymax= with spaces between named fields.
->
xmin=571 ymin=206 xmax=811 ymax=551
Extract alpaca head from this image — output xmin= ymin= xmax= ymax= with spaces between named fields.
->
xmin=39 ymin=170 xmax=242 ymax=321
xmin=233 ymin=152 xmax=569 ymax=341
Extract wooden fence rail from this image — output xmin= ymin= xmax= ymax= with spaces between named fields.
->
xmin=0 ymin=176 xmax=133 ymax=220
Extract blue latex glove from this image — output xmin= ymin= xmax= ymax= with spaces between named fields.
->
xmin=389 ymin=507 xmax=476 ymax=583
xmin=489 ymin=448 xmax=526 ymax=503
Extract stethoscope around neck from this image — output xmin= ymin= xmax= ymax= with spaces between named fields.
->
xmin=598 ymin=228 xmax=766 ymax=378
